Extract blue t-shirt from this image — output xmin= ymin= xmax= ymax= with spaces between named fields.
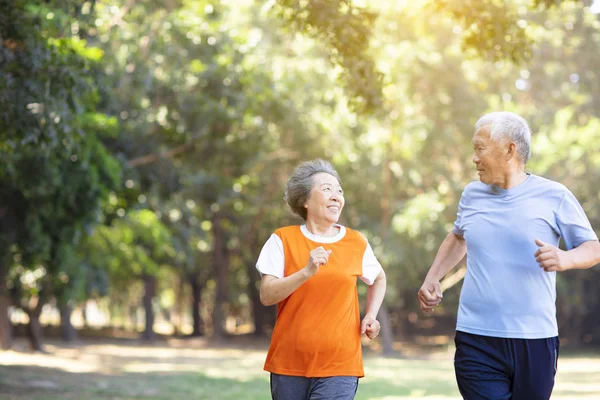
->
xmin=453 ymin=174 xmax=597 ymax=339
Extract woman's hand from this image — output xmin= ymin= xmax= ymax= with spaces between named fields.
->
xmin=361 ymin=315 xmax=380 ymax=339
xmin=305 ymin=246 xmax=332 ymax=277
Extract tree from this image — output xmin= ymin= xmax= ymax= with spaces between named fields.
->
xmin=87 ymin=210 xmax=174 ymax=340
xmin=0 ymin=0 xmax=121 ymax=350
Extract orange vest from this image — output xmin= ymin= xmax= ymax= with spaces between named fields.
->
xmin=264 ymin=225 xmax=367 ymax=378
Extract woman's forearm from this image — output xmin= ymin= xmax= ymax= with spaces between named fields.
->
xmin=260 ymin=269 xmax=311 ymax=306
xmin=364 ymin=269 xmax=386 ymax=318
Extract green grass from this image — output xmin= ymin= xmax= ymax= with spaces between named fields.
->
xmin=1 ymin=339 xmax=599 ymax=399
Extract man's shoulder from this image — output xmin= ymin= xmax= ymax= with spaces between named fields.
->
xmin=462 ymin=180 xmax=487 ymax=196
xmin=528 ymin=174 xmax=569 ymax=194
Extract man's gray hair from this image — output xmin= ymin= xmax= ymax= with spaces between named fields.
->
xmin=475 ymin=111 xmax=531 ymax=163
xmin=284 ymin=159 xmax=341 ymax=220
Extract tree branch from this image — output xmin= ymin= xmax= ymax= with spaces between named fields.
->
xmin=127 ymin=143 xmax=192 ymax=167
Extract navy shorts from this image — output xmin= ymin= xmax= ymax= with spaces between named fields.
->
xmin=454 ymin=330 xmax=559 ymax=400
xmin=270 ymin=373 xmax=359 ymax=400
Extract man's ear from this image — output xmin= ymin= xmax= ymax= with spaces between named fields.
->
xmin=506 ymin=142 xmax=517 ymax=161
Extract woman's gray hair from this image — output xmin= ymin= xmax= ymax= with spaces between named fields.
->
xmin=475 ymin=111 xmax=532 ymax=163
xmin=284 ymin=159 xmax=341 ymax=220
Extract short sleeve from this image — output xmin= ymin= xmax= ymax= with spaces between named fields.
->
xmin=556 ymin=191 xmax=598 ymax=250
xmin=452 ymin=192 xmax=466 ymax=237
xmin=360 ymin=241 xmax=382 ymax=285
xmin=256 ymin=234 xmax=285 ymax=278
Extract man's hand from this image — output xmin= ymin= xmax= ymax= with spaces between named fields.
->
xmin=535 ymin=239 xmax=572 ymax=272
xmin=361 ymin=315 xmax=380 ymax=339
xmin=418 ymin=280 xmax=443 ymax=313
xmin=304 ymin=246 xmax=332 ymax=277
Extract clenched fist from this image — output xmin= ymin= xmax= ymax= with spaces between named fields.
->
xmin=418 ymin=280 xmax=443 ymax=313
xmin=361 ymin=315 xmax=380 ymax=339
xmin=305 ymin=246 xmax=332 ymax=277
xmin=535 ymin=239 xmax=572 ymax=272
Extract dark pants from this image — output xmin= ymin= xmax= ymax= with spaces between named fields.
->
xmin=270 ymin=373 xmax=359 ymax=400
xmin=454 ymin=330 xmax=559 ymax=400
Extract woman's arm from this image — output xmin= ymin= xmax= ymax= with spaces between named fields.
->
xmin=361 ymin=269 xmax=386 ymax=339
xmin=259 ymin=246 xmax=331 ymax=306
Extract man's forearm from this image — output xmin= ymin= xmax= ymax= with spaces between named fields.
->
xmin=567 ymin=240 xmax=600 ymax=270
xmin=364 ymin=270 xmax=386 ymax=318
xmin=425 ymin=232 xmax=467 ymax=282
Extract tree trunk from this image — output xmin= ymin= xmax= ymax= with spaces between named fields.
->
xmin=141 ymin=274 xmax=156 ymax=340
xmin=58 ymin=301 xmax=77 ymax=342
xmin=190 ymin=275 xmax=205 ymax=336
xmin=246 ymin=260 xmax=268 ymax=336
xmin=211 ymin=216 xmax=228 ymax=340
xmin=26 ymin=307 xmax=44 ymax=352
xmin=0 ymin=199 xmax=21 ymax=350
xmin=0 ymin=293 xmax=11 ymax=350
xmin=0 ymin=254 xmax=12 ymax=350
xmin=25 ymin=279 xmax=50 ymax=352
xmin=171 ymin=275 xmax=184 ymax=336
xmin=378 ymin=304 xmax=395 ymax=356
xmin=81 ymin=302 xmax=89 ymax=328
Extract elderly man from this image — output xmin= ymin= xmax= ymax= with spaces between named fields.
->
xmin=418 ymin=112 xmax=600 ymax=400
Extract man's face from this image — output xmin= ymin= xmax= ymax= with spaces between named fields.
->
xmin=471 ymin=127 xmax=510 ymax=185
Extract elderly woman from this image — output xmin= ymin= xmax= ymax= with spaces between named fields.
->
xmin=256 ymin=159 xmax=387 ymax=400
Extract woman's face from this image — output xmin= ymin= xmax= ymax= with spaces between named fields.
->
xmin=305 ymin=172 xmax=345 ymax=224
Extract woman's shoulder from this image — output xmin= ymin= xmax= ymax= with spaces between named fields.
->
xmin=273 ymin=225 xmax=302 ymax=237
xmin=341 ymin=226 xmax=368 ymax=244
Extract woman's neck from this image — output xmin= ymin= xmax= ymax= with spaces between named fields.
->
xmin=305 ymin=219 xmax=339 ymax=237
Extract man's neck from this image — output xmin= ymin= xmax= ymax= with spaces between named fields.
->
xmin=496 ymin=168 xmax=528 ymax=190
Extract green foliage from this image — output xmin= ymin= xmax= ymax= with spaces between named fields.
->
xmin=2 ymin=0 xmax=600 ymax=344
xmin=89 ymin=209 xmax=174 ymax=278
xmin=272 ymin=0 xmax=383 ymax=115
xmin=430 ymin=0 xmax=533 ymax=63
xmin=0 ymin=0 xmax=122 ymax=311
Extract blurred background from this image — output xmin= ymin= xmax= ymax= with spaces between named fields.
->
xmin=1 ymin=0 xmax=600 ymax=399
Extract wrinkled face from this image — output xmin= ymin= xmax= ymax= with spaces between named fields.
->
xmin=305 ymin=172 xmax=345 ymax=224
xmin=472 ymin=127 xmax=510 ymax=186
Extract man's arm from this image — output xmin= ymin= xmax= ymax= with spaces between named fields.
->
xmin=418 ymin=232 xmax=467 ymax=313
xmin=535 ymin=239 xmax=600 ymax=272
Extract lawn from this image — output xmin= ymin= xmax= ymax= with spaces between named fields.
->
xmin=1 ymin=338 xmax=599 ymax=399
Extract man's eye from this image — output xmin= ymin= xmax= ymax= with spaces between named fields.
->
xmin=323 ymin=187 xmax=330 ymax=191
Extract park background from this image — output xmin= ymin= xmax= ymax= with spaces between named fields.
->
xmin=1 ymin=0 xmax=600 ymax=398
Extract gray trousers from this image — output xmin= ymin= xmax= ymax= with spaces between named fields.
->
xmin=270 ymin=373 xmax=359 ymax=400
